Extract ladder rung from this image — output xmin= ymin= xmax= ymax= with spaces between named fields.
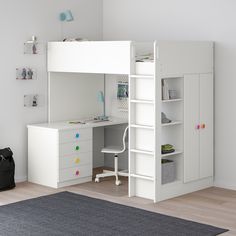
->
xmin=130 ymin=174 xmax=154 ymax=181
xmin=130 ymin=149 xmax=154 ymax=155
xmin=130 ymin=99 xmax=154 ymax=104
xmin=130 ymin=75 xmax=154 ymax=79
xmin=130 ymin=124 xmax=154 ymax=130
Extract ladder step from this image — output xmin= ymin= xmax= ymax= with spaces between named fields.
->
xmin=130 ymin=75 xmax=154 ymax=79
xmin=130 ymin=174 xmax=154 ymax=181
xmin=130 ymin=124 xmax=154 ymax=130
xmin=130 ymin=149 xmax=154 ymax=155
xmin=130 ymin=99 xmax=154 ymax=104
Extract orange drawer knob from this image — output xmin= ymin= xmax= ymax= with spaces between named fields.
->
xmin=201 ymin=124 xmax=206 ymax=129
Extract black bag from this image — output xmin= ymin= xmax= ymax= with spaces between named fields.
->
xmin=0 ymin=148 xmax=15 ymax=191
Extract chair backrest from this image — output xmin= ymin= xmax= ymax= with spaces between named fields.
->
xmin=121 ymin=126 xmax=129 ymax=153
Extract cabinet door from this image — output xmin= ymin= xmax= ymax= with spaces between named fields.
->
xmin=184 ymin=74 xmax=200 ymax=183
xmin=199 ymin=74 xmax=213 ymax=178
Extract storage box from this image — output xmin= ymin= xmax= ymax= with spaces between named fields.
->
xmin=161 ymin=159 xmax=175 ymax=184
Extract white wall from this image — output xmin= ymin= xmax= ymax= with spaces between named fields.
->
xmin=103 ymin=0 xmax=236 ymax=190
xmin=0 ymin=0 xmax=103 ymax=182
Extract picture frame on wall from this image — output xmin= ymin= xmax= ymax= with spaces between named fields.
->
xmin=24 ymin=94 xmax=39 ymax=107
xmin=16 ymin=68 xmax=36 ymax=80
xmin=24 ymin=42 xmax=44 ymax=55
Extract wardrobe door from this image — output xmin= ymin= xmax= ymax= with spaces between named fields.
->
xmin=199 ymin=74 xmax=214 ymax=178
xmin=184 ymin=74 xmax=200 ymax=183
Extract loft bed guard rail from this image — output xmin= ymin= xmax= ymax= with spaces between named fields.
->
xmin=47 ymin=41 xmax=132 ymax=75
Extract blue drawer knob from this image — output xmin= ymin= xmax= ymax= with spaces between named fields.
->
xmin=75 ymin=133 xmax=80 ymax=138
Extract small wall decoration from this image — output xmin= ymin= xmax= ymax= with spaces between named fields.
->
xmin=24 ymin=94 xmax=39 ymax=107
xmin=117 ymin=81 xmax=128 ymax=100
xmin=24 ymin=36 xmax=43 ymax=54
xmin=16 ymin=68 xmax=36 ymax=80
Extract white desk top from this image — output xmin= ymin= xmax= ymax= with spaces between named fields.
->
xmin=27 ymin=117 xmax=128 ymax=131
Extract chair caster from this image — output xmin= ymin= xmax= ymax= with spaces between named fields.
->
xmin=115 ymin=180 xmax=121 ymax=186
xmin=95 ymin=177 xmax=100 ymax=183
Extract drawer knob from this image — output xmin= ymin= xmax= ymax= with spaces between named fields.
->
xmin=75 ymin=133 xmax=80 ymax=139
xmin=75 ymin=158 xmax=80 ymax=164
xmin=75 ymin=170 xmax=80 ymax=176
xmin=201 ymin=124 xmax=206 ymax=129
xmin=75 ymin=146 xmax=80 ymax=151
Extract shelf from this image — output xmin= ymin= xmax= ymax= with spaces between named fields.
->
xmin=161 ymin=180 xmax=182 ymax=186
xmin=130 ymin=75 xmax=154 ymax=79
xmin=130 ymin=124 xmax=154 ymax=130
xmin=162 ymin=98 xmax=182 ymax=103
xmin=161 ymin=75 xmax=183 ymax=79
xmin=130 ymin=174 xmax=154 ymax=181
xmin=130 ymin=99 xmax=154 ymax=104
xmin=130 ymin=149 xmax=154 ymax=155
xmin=161 ymin=150 xmax=183 ymax=158
xmin=162 ymin=121 xmax=182 ymax=127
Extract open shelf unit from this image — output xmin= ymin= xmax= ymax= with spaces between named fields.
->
xmin=161 ymin=76 xmax=184 ymax=187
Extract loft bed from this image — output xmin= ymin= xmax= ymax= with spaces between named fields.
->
xmin=47 ymin=40 xmax=214 ymax=202
xmin=48 ymin=40 xmax=213 ymax=76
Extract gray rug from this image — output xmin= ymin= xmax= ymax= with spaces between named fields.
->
xmin=0 ymin=191 xmax=228 ymax=236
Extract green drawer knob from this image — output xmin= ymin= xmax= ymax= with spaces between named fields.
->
xmin=75 ymin=146 xmax=80 ymax=151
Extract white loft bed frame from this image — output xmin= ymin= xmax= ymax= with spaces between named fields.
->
xmin=47 ymin=40 xmax=214 ymax=202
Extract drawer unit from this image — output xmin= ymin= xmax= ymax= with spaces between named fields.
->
xmin=59 ymin=164 xmax=92 ymax=182
xmin=59 ymin=140 xmax=92 ymax=156
xmin=59 ymin=152 xmax=92 ymax=169
xmin=59 ymin=128 xmax=92 ymax=144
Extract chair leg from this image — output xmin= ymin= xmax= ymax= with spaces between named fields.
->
xmin=114 ymin=154 xmax=121 ymax=186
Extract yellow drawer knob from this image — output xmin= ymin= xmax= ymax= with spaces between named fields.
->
xmin=75 ymin=158 xmax=80 ymax=164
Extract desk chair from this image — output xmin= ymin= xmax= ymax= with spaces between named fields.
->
xmin=95 ymin=126 xmax=129 ymax=186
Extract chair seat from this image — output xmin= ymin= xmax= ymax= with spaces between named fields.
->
xmin=101 ymin=146 xmax=124 ymax=154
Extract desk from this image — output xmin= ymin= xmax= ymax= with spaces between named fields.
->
xmin=27 ymin=117 xmax=127 ymax=188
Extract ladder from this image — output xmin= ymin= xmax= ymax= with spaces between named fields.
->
xmin=128 ymin=42 xmax=160 ymax=202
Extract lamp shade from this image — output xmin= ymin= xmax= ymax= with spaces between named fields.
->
xmin=59 ymin=10 xmax=74 ymax=22
xmin=97 ymin=91 xmax=104 ymax=103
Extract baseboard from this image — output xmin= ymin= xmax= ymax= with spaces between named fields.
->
xmin=214 ymin=181 xmax=236 ymax=191
xmin=15 ymin=176 xmax=27 ymax=183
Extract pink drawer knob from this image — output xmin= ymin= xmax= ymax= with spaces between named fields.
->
xmin=196 ymin=124 xmax=200 ymax=130
xmin=75 ymin=170 xmax=80 ymax=176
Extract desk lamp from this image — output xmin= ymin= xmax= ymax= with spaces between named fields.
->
xmin=96 ymin=91 xmax=109 ymax=121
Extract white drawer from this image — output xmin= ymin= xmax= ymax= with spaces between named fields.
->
xmin=59 ymin=140 xmax=92 ymax=156
xmin=59 ymin=164 xmax=92 ymax=182
xmin=59 ymin=153 xmax=92 ymax=169
xmin=59 ymin=128 xmax=92 ymax=144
